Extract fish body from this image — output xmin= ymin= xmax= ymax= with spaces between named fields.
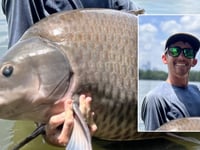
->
xmin=157 ymin=117 xmax=200 ymax=132
xmin=0 ymin=9 xmax=138 ymax=140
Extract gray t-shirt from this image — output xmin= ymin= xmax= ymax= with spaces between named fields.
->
xmin=141 ymin=82 xmax=200 ymax=131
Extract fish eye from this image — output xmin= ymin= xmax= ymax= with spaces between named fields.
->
xmin=2 ymin=65 xmax=14 ymax=77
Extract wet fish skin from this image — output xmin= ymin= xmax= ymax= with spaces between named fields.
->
xmin=23 ymin=9 xmax=138 ymax=140
xmin=157 ymin=117 xmax=200 ymax=132
xmin=0 ymin=9 xmax=138 ymax=140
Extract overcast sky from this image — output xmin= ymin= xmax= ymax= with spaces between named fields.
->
xmin=139 ymin=15 xmax=200 ymax=72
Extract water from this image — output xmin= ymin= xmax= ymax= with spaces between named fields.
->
xmin=1 ymin=1 xmax=200 ymax=150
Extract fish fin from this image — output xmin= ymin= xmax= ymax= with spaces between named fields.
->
xmin=66 ymin=103 xmax=92 ymax=150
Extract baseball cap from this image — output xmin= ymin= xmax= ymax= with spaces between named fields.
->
xmin=165 ymin=33 xmax=200 ymax=53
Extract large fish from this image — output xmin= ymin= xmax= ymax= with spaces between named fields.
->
xmin=0 ymin=9 xmax=138 ymax=149
xmin=0 ymin=8 xmax=199 ymax=150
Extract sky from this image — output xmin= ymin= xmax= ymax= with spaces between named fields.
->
xmin=138 ymin=15 xmax=200 ymax=72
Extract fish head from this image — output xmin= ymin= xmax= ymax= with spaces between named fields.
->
xmin=0 ymin=37 xmax=72 ymax=121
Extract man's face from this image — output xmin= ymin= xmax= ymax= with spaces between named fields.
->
xmin=162 ymin=41 xmax=197 ymax=78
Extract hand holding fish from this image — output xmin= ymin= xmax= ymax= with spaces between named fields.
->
xmin=44 ymin=95 xmax=97 ymax=147
xmin=79 ymin=95 xmax=98 ymax=135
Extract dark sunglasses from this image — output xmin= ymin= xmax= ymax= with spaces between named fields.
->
xmin=167 ymin=46 xmax=196 ymax=59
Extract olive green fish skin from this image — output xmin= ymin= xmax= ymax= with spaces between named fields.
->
xmin=0 ymin=9 xmax=138 ymax=141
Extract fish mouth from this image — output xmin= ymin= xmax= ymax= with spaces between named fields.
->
xmin=0 ymin=103 xmax=25 ymax=120
xmin=0 ymin=104 xmax=50 ymax=122
xmin=0 ymin=92 xmax=50 ymax=122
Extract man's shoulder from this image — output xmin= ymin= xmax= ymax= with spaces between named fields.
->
xmin=143 ymin=82 xmax=172 ymax=105
xmin=147 ymin=82 xmax=171 ymax=97
xmin=188 ymin=84 xmax=200 ymax=90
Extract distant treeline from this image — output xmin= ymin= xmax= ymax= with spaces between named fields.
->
xmin=139 ymin=69 xmax=200 ymax=81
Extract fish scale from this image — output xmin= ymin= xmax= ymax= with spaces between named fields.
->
xmin=25 ymin=10 xmax=137 ymax=140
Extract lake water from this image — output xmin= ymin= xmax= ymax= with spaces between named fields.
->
xmin=1 ymin=1 xmax=200 ymax=150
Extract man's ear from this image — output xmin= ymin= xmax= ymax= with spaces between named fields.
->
xmin=162 ymin=54 xmax=167 ymax=64
xmin=192 ymin=58 xmax=198 ymax=67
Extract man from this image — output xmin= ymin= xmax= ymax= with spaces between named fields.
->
xmin=141 ymin=33 xmax=200 ymax=131
xmin=2 ymin=0 xmax=141 ymax=147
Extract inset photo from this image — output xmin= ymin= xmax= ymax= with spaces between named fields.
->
xmin=138 ymin=14 xmax=200 ymax=132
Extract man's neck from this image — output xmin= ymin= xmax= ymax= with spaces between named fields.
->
xmin=166 ymin=76 xmax=188 ymax=87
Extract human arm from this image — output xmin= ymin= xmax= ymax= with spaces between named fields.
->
xmin=141 ymin=94 xmax=168 ymax=131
